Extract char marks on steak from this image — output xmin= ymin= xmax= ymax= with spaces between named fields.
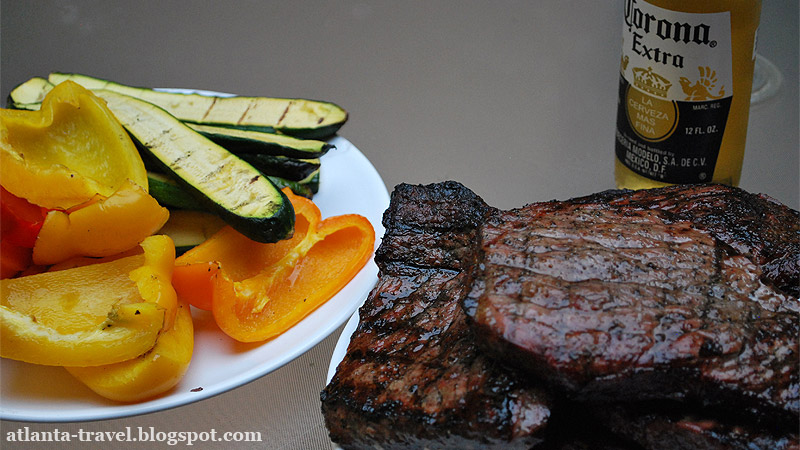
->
xmin=321 ymin=182 xmax=551 ymax=449
xmin=581 ymin=184 xmax=800 ymax=297
xmin=464 ymin=185 xmax=799 ymax=422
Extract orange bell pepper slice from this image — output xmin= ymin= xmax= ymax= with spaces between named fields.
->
xmin=173 ymin=189 xmax=375 ymax=342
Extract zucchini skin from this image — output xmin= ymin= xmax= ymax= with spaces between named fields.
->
xmin=206 ymin=121 xmax=343 ymax=141
xmin=96 ymin=89 xmax=294 ymax=243
xmin=297 ymin=169 xmax=320 ymax=195
xmin=187 ymin=123 xmax=333 ymax=159
xmin=267 ymin=176 xmax=314 ymax=199
xmin=50 ymin=72 xmax=348 ymax=139
xmin=147 ymin=172 xmax=205 ymax=210
xmin=237 ymin=154 xmax=320 ymax=182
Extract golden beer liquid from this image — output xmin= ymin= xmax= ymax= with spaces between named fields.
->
xmin=615 ymin=0 xmax=762 ymax=189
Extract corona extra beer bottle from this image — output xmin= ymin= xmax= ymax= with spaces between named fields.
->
xmin=614 ymin=0 xmax=761 ymax=189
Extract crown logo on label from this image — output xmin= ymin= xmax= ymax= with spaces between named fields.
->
xmin=632 ymin=66 xmax=672 ymax=98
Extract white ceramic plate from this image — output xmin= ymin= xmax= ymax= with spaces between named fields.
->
xmin=0 ymin=130 xmax=389 ymax=422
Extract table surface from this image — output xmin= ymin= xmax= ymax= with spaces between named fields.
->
xmin=1 ymin=1 xmax=797 ymax=448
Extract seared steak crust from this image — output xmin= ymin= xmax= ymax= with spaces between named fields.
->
xmin=321 ymin=182 xmax=551 ymax=449
xmin=465 ymin=187 xmax=799 ymax=421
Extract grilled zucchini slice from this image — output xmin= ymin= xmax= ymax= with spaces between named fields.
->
xmin=96 ymin=89 xmax=294 ymax=243
xmin=148 ymin=169 xmax=315 ymax=208
xmin=50 ymin=72 xmax=348 ymax=139
xmin=6 ymin=77 xmax=53 ymax=110
xmin=236 ymin=154 xmax=320 ymax=182
xmin=298 ymin=169 xmax=320 ymax=195
xmin=266 ymin=176 xmax=314 ymax=199
xmin=187 ymin=123 xmax=332 ymax=158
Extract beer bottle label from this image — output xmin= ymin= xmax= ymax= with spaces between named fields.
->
xmin=615 ymin=0 xmax=733 ymax=183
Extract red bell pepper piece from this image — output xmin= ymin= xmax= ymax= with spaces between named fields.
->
xmin=1 ymin=186 xmax=47 ymax=248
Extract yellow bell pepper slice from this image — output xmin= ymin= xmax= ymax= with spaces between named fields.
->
xmin=32 ymin=179 xmax=169 ymax=266
xmin=66 ymin=300 xmax=193 ymax=403
xmin=0 ymin=80 xmax=147 ymax=210
xmin=0 ymin=235 xmax=176 ymax=367
xmin=0 ymin=303 xmax=164 ymax=368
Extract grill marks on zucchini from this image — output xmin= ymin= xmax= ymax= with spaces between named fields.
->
xmin=202 ymin=97 xmax=219 ymax=122
xmin=96 ymin=89 xmax=294 ymax=243
xmin=277 ymin=103 xmax=291 ymax=127
xmin=235 ymin=99 xmax=254 ymax=128
xmin=165 ymin=144 xmax=269 ymax=217
xmin=48 ymin=72 xmax=348 ymax=139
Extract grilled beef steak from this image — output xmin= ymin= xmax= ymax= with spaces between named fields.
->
xmin=464 ymin=185 xmax=799 ymax=421
xmin=321 ymin=182 xmax=551 ymax=449
xmin=321 ymin=181 xmax=799 ymax=448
